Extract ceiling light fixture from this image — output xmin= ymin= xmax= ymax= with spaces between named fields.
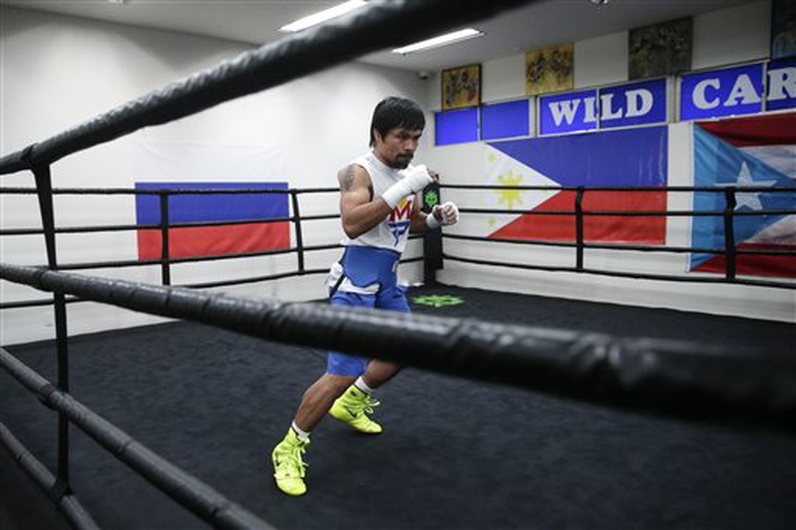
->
xmin=279 ymin=0 xmax=367 ymax=33
xmin=392 ymin=28 xmax=484 ymax=55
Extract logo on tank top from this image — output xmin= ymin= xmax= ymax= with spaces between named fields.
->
xmin=388 ymin=197 xmax=413 ymax=246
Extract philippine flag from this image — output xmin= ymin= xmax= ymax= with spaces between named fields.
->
xmin=690 ymin=112 xmax=796 ymax=278
xmin=485 ymin=126 xmax=668 ymax=243
xmin=135 ymin=182 xmax=290 ymax=260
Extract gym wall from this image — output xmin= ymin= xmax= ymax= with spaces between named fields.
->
xmin=0 ymin=6 xmax=428 ymax=344
xmin=422 ymin=1 xmax=795 ymax=322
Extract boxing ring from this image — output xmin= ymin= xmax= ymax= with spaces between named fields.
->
xmin=1 ymin=1 xmax=795 ymax=529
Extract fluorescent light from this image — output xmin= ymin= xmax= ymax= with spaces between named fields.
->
xmin=392 ymin=28 xmax=484 ymax=55
xmin=279 ymin=1 xmax=367 ymax=33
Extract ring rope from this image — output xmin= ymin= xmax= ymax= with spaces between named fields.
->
xmin=2 ymin=263 xmax=794 ymax=427
xmin=0 ymin=0 xmax=533 ymax=174
xmin=444 ymin=233 xmax=785 ymax=255
xmin=442 ymin=184 xmax=795 ymax=193
xmin=0 ymin=422 xmax=100 ymax=529
xmin=442 ymin=253 xmax=794 ymax=290
xmin=0 ymin=347 xmax=274 ymax=530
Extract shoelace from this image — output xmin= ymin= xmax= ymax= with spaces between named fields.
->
xmin=363 ymin=395 xmax=380 ymax=415
xmin=348 ymin=394 xmax=380 ymax=416
xmin=277 ymin=441 xmax=309 ymax=478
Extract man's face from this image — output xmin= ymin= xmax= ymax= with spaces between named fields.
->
xmin=374 ymin=126 xmax=423 ymax=169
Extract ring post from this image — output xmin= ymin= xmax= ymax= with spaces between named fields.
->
xmin=290 ymin=189 xmax=305 ymax=274
xmin=723 ymin=187 xmax=737 ymax=280
xmin=29 ymin=159 xmax=73 ymax=502
xmin=159 ymin=190 xmax=171 ymax=286
xmin=422 ymin=181 xmax=443 ymax=285
xmin=575 ymin=187 xmax=585 ymax=271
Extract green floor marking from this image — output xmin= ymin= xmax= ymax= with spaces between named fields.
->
xmin=412 ymin=294 xmax=465 ymax=308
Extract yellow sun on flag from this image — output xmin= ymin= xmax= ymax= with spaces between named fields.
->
xmin=496 ymin=170 xmax=524 ymax=210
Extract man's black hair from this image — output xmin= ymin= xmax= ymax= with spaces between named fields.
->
xmin=369 ymin=96 xmax=425 ymax=147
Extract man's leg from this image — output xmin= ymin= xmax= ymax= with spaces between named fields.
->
xmin=363 ymin=284 xmax=410 ymax=390
xmin=330 ymin=284 xmax=410 ymax=432
xmin=272 ymin=291 xmax=374 ymax=496
xmin=294 ymin=373 xmax=356 ymax=432
xmin=327 ymin=364 xmax=385 ymax=434
xmin=362 ymin=359 xmax=401 ymax=389
xmin=272 ymin=372 xmax=359 ymax=497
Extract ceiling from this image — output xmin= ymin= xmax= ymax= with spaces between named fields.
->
xmin=1 ymin=0 xmax=759 ymax=73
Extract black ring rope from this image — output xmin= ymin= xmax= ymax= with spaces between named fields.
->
xmin=0 ymin=422 xmax=99 ymax=529
xmin=2 ymin=186 xmax=792 ymax=260
xmin=442 ymin=183 xmax=795 ymax=288
xmin=0 ymin=297 xmax=80 ymax=310
xmin=443 ymin=233 xmax=796 ymax=258
xmin=0 ymin=0 xmax=533 ymax=174
xmin=0 ymin=255 xmax=421 ymax=309
xmin=0 ymin=186 xmax=342 ymax=196
xmin=179 ymin=268 xmax=328 ymax=290
xmin=446 ymin=232 xmax=713 ymax=255
xmin=457 ymin=207 xmax=796 ymax=217
xmin=443 ymin=253 xmax=794 ymax=290
xmin=2 ymin=184 xmax=792 ymax=310
xmin=0 ymin=186 xmax=335 ymax=195
xmin=442 ymin=184 xmax=796 ymax=193
xmin=0 ymin=347 xmax=274 ymax=530
xmin=0 ymin=215 xmax=340 ymax=236
xmin=2 ymin=264 xmax=795 ymax=428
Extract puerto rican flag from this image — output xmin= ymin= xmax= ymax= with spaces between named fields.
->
xmin=690 ymin=112 xmax=796 ymax=278
xmin=485 ymin=126 xmax=668 ymax=243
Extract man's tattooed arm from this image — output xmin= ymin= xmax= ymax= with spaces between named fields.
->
xmin=337 ymin=164 xmax=356 ymax=191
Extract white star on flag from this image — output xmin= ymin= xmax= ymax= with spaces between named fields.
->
xmin=721 ymin=161 xmax=777 ymax=211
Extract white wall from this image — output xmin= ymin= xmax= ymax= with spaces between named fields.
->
xmin=426 ymin=1 xmax=771 ymax=110
xmin=692 ymin=1 xmax=771 ymax=70
xmin=423 ymin=0 xmax=795 ymax=322
xmin=1 ymin=2 xmax=790 ymax=347
xmin=0 ymin=6 xmax=429 ymax=345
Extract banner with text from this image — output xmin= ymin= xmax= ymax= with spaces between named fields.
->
xmin=680 ymin=60 xmax=796 ymax=121
xmin=539 ymin=79 xmax=666 ymax=135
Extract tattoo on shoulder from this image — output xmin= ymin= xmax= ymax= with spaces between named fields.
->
xmin=338 ymin=165 xmax=356 ymax=191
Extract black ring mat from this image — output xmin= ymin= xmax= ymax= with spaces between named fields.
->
xmin=1 ymin=285 xmax=794 ymax=529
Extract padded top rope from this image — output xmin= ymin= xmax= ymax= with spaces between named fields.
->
xmin=0 ymin=0 xmax=532 ymax=174
xmin=3 ymin=263 xmax=794 ymax=427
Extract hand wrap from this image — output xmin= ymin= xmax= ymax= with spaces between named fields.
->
xmin=426 ymin=201 xmax=459 ymax=229
xmin=381 ymin=164 xmax=433 ymax=209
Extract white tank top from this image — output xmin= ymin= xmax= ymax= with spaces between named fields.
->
xmin=342 ymin=150 xmax=417 ymax=254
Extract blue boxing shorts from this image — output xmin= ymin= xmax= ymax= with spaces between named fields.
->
xmin=326 ymin=246 xmax=410 ymax=376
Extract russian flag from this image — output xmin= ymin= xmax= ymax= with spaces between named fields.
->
xmin=135 ymin=182 xmax=290 ymax=260
xmin=485 ymin=126 xmax=668 ymax=243
xmin=691 ymin=112 xmax=796 ymax=278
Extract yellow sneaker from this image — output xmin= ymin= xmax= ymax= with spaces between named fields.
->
xmin=271 ymin=428 xmax=309 ymax=496
xmin=328 ymin=385 xmax=383 ymax=434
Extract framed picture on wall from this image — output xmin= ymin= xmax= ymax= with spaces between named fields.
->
xmin=629 ymin=17 xmax=692 ymax=80
xmin=771 ymin=0 xmax=796 ymax=60
xmin=441 ymin=64 xmax=481 ymax=110
xmin=525 ymin=42 xmax=573 ymax=96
